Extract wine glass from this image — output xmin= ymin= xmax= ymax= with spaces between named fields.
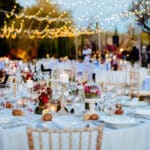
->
xmin=64 ymin=99 xmax=74 ymax=114
xmin=0 ymin=87 xmax=8 ymax=108
xmin=54 ymin=99 xmax=62 ymax=113
xmin=103 ymin=101 xmax=114 ymax=115
xmin=73 ymin=102 xmax=85 ymax=117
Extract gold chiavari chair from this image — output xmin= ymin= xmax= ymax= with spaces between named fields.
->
xmin=26 ymin=123 xmax=104 ymax=150
xmin=0 ymin=74 xmax=9 ymax=88
xmin=129 ymin=71 xmax=150 ymax=99
xmin=100 ymin=82 xmax=125 ymax=96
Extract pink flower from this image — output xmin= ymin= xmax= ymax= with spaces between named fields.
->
xmin=84 ymin=84 xmax=101 ymax=98
xmin=84 ymin=86 xmax=90 ymax=93
xmin=33 ymin=84 xmax=41 ymax=92
xmin=96 ymin=90 xmax=101 ymax=95
xmin=26 ymin=73 xmax=33 ymax=80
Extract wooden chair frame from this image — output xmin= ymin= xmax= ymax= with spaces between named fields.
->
xmin=26 ymin=124 xmax=103 ymax=150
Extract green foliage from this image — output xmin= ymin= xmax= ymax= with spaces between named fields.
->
xmin=37 ymin=37 xmax=75 ymax=59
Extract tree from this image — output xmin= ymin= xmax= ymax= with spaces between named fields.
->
xmin=129 ymin=0 xmax=150 ymax=33
xmin=0 ymin=0 xmax=22 ymax=27
xmin=1 ymin=0 xmax=75 ymax=59
xmin=0 ymin=0 xmax=22 ymax=56
xmin=7 ymin=0 xmax=73 ymax=38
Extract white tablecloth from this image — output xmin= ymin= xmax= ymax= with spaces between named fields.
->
xmin=0 ymin=108 xmax=150 ymax=150
xmin=142 ymin=76 xmax=150 ymax=91
xmin=95 ymin=68 xmax=149 ymax=87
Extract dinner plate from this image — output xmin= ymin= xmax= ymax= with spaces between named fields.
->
xmin=53 ymin=117 xmax=87 ymax=129
xmin=125 ymin=100 xmax=147 ymax=107
xmin=133 ymin=108 xmax=150 ymax=119
xmin=0 ymin=116 xmax=11 ymax=124
xmin=116 ymin=96 xmax=130 ymax=101
xmin=101 ymin=116 xmax=137 ymax=128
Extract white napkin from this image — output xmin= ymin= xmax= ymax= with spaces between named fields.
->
xmin=0 ymin=117 xmax=10 ymax=124
xmin=53 ymin=118 xmax=66 ymax=129
xmin=53 ymin=117 xmax=82 ymax=129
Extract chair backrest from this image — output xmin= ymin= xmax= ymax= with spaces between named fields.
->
xmin=0 ymin=74 xmax=9 ymax=86
xmin=100 ymin=82 xmax=125 ymax=96
xmin=26 ymin=124 xmax=103 ymax=150
xmin=0 ymin=74 xmax=10 ymax=88
xmin=41 ymin=64 xmax=52 ymax=77
xmin=41 ymin=64 xmax=45 ymax=72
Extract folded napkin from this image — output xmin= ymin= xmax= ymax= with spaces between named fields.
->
xmin=0 ymin=117 xmax=10 ymax=124
xmin=3 ymin=122 xmax=29 ymax=129
xmin=53 ymin=117 xmax=83 ymax=129
xmin=52 ymin=119 xmax=67 ymax=129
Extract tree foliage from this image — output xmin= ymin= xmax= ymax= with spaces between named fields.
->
xmin=7 ymin=0 xmax=75 ymax=59
xmin=0 ymin=0 xmax=22 ymax=56
xmin=0 ymin=0 xmax=22 ymax=28
xmin=13 ymin=0 xmax=72 ymax=32
xmin=129 ymin=0 xmax=150 ymax=33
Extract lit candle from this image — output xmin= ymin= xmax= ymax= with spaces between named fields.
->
xmin=50 ymin=104 xmax=57 ymax=112
xmin=17 ymin=100 xmax=23 ymax=107
xmin=22 ymin=98 xmax=27 ymax=107
xmin=5 ymin=58 xmax=9 ymax=64
xmin=113 ymin=55 xmax=116 ymax=60
xmin=26 ymin=79 xmax=34 ymax=89
xmin=42 ymin=109 xmax=50 ymax=115
xmin=60 ymin=73 xmax=69 ymax=82
xmin=120 ymin=60 xmax=123 ymax=65
xmin=24 ymin=67 xmax=29 ymax=72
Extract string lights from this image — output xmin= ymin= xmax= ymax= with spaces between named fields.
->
xmin=0 ymin=0 xmax=149 ymax=39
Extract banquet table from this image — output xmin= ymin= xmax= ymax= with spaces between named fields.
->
xmin=95 ymin=67 xmax=149 ymax=86
xmin=35 ymin=58 xmax=149 ymax=84
xmin=142 ymin=76 xmax=150 ymax=91
xmin=1 ymin=58 xmax=150 ymax=150
xmin=0 ymin=104 xmax=150 ymax=150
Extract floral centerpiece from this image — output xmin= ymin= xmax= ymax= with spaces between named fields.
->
xmin=21 ymin=70 xmax=34 ymax=82
xmin=84 ymin=82 xmax=101 ymax=111
xmin=84 ymin=83 xmax=101 ymax=99
xmin=33 ymin=82 xmax=52 ymax=114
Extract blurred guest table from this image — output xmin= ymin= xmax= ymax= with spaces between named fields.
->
xmin=142 ymin=76 xmax=150 ymax=91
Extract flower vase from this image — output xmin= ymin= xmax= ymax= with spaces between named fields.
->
xmin=89 ymin=102 xmax=95 ymax=112
xmin=57 ymin=82 xmax=68 ymax=115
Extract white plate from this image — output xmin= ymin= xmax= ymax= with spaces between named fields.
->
xmin=53 ymin=117 xmax=84 ymax=129
xmin=134 ymin=108 xmax=150 ymax=119
xmin=101 ymin=116 xmax=137 ymax=128
xmin=116 ymin=96 xmax=130 ymax=101
xmin=0 ymin=117 xmax=10 ymax=124
xmin=125 ymin=101 xmax=147 ymax=107
xmin=85 ymin=98 xmax=99 ymax=103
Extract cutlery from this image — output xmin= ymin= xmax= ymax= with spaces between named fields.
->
xmin=3 ymin=123 xmax=29 ymax=129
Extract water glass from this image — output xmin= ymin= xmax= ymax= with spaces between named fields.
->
xmin=73 ymin=102 xmax=85 ymax=116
